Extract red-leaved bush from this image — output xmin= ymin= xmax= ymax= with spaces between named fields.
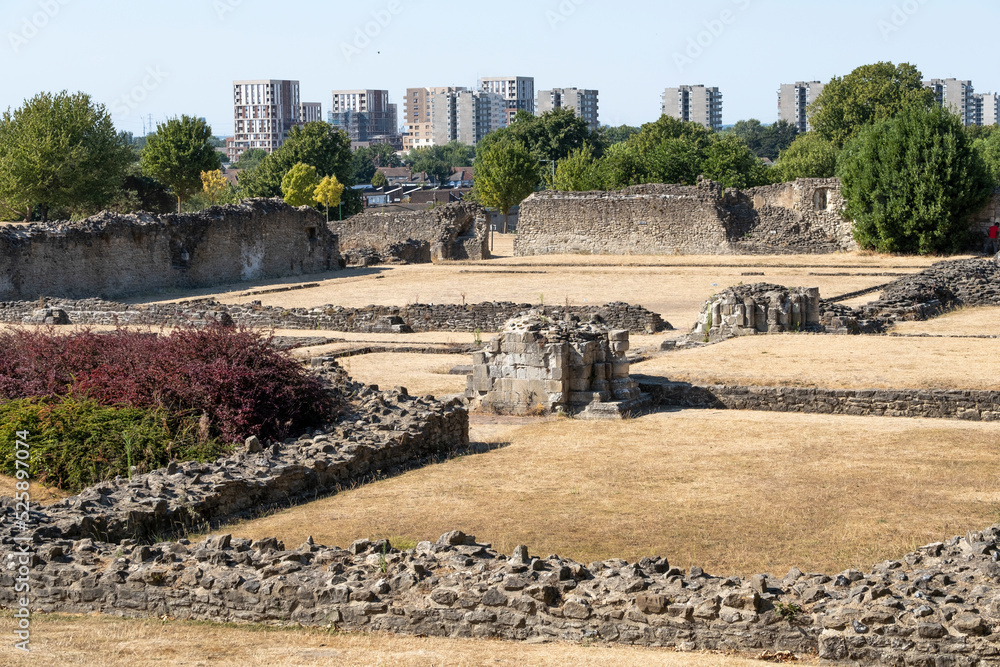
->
xmin=0 ymin=326 xmax=338 ymax=443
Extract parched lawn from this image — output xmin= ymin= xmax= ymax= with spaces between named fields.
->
xmin=890 ymin=305 xmax=1000 ymax=337
xmin=635 ymin=333 xmax=1000 ymax=390
xmin=4 ymin=613 xmax=787 ymax=667
xmin=221 ymin=410 xmax=1000 ymax=578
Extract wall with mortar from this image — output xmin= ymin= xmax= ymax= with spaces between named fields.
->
xmin=466 ymin=313 xmax=643 ymax=417
xmin=0 ymin=199 xmax=340 ymax=301
xmin=514 ymin=178 xmax=857 ymax=257
xmin=330 ymin=201 xmax=490 ymax=265
xmin=638 ymin=377 xmax=1000 ymax=422
xmin=0 ymin=298 xmax=671 ymax=335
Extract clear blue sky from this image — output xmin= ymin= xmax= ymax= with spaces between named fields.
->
xmin=1 ymin=0 xmax=996 ymax=137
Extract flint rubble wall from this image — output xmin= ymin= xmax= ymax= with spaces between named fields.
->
xmin=330 ymin=201 xmax=489 ymax=265
xmin=0 ymin=199 xmax=340 ymax=301
xmin=0 ymin=298 xmax=670 ymax=335
xmin=514 ymin=179 xmax=856 ymax=257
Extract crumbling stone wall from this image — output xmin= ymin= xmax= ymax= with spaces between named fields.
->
xmin=0 ymin=298 xmax=670 ymax=336
xmin=0 ymin=199 xmax=340 ymax=301
xmin=330 ymin=201 xmax=489 ymax=265
xmin=690 ymin=283 xmax=822 ymax=343
xmin=466 ymin=312 xmax=645 ymax=418
xmin=515 ymin=178 xmax=857 ymax=257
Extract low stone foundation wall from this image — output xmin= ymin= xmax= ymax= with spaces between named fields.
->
xmin=637 ymin=377 xmax=1000 ymax=421
xmin=0 ymin=299 xmax=671 ymax=335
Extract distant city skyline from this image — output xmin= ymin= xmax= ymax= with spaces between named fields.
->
xmin=2 ymin=0 xmax=999 ymax=138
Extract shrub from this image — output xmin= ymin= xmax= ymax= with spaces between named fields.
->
xmin=838 ymin=105 xmax=994 ymax=254
xmin=0 ymin=395 xmax=230 ymax=492
xmin=0 ymin=325 xmax=338 ymax=443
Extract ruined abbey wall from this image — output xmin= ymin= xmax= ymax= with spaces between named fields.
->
xmin=0 ymin=199 xmax=340 ymax=301
xmin=330 ymin=201 xmax=489 ymax=265
xmin=514 ymin=178 xmax=857 ymax=257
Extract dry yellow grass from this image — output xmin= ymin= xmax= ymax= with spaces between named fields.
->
xmin=635 ymin=333 xmax=1000 ymax=390
xmin=337 ymin=353 xmax=470 ymax=397
xmin=132 ymin=251 xmax=947 ymax=331
xmin=220 ymin=410 xmax=1000 ymax=577
xmin=3 ymin=613 xmax=788 ymax=667
xmin=891 ymin=305 xmax=1000 ymax=337
xmin=0 ymin=477 xmax=69 ymax=505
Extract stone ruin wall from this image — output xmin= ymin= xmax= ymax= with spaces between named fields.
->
xmin=692 ymin=284 xmax=823 ymax=343
xmin=514 ymin=178 xmax=857 ymax=257
xmin=330 ymin=201 xmax=490 ymax=265
xmin=0 ymin=298 xmax=670 ymax=336
xmin=2 ymin=359 xmax=1000 ymax=664
xmin=465 ymin=313 xmax=644 ymax=418
xmin=0 ymin=199 xmax=340 ymax=301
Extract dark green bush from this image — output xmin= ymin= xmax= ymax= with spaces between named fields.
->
xmin=0 ymin=395 xmax=230 ymax=493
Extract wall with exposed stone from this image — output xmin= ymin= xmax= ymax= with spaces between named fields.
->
xmin=330 ymin=201 xmax=490 ymax=265
xmin=0 ymin=298 xmax=671 ymax=335
xmin=0 ymin=199 xmax=340 ymax=301
xmin=514 ymin=178 xmax=856 ymax=257
xmin=466 ymin=312 xmax=645 ymax=418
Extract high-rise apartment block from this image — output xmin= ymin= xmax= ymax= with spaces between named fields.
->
xmin=229 ymin=79 xmax=312 ymax=162
xmin=778 ymin=81 xmax=826 ymax=132
xmin=403 ymin=86 xmax=506 ymax=149
xmin=299 ymin=102 xmax=322 ymax=124
xmin=537 ymin=88 xmax=599 ymax=130
xmin=924 ymin=79 xmax=978 ymax=126
xmin=661 ymin=85 xmax=722 ymax=131
xmin=480 ymin=76 xmax=535 ymax=123
xmin=328 ymin=90 xmax=398 ymax=142
xmin=978 ymin=93 xmax=999 ymax=126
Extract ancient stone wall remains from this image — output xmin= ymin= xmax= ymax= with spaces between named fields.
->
xmin=968 ymin=187 xmax=1000 ymax=242
xmin=331 ymin=201 xmax=490 ymax=265
xmin=466 ymin=313 xmax=645 ymax=418
xmin=0 ymin=298 xmax=670 ymax=335
xmin=638 ymin=377 xmax=1000 ymax=422
xmin=514 ymin=178 xmax=857 ymax=257
xmin=0 ymin=199 xmax=340 ymax=301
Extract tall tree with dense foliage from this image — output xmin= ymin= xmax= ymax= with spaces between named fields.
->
xmin=479 ymin=108 xmax=604 ymax=164
xmin=200 ymin=169 xmax=230 ymax=205
xmin=975 ymin=131 xmax=1000 ymax=186
xmin=351 ymin=142 xmax=402 ymax=183
xmin=597 ymin=124 xmax=640 ymax=146
xmin=809 ymin=62 xmax=936 ymax=148
xmin=370 ymin=170 xmax=389 ymax=188
xmin=281 ymin=162 xmax=320 ymax=207
xmin=729 ymin=119 xmax=798 ymax=160
xmin=405 ymin=141 xmax=474 ymax=183
xmin=0 ymin=91 xmax=132 ymax=221
xmin=233 ymin=148 xmax=267 ymax=171
xmin=140 ymin=115 xmax=222 ymax=213
xmin=474 ymin=138 xmax=538 ymax=232
xmin=701 ymin=135 xmax=773 ymax=189
xmin=838 ymin=105 xmax=993 ymax=254
xmin=554 ymin=142 xmax=603 ymax=191
xmin=772 ymin=132 xmax=839 ymax=181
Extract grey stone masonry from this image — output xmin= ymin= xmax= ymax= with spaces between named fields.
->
xmin=515 ymin=178 xmax=857 ymax=257
xmin=466 ymin=312 xmax=648 ymax=418
xmin=0 ymin=199 xmax=340 ymax=301
xmin=0 ymin=298 xmax=671 ymax=336
xmin=330 ymin=201 xmax=489 ymax=265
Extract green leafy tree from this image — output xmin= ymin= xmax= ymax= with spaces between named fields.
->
xmin=730 ymin=119 xmax=798 ymax=160
xmin=838 ymin=104 xmax=993 ymax=254
xmin=975 ymin=131 xmax=1000 ymax=186
xmin=140 ymin=115 xmax=222 ymax=213
xmin=0 ymin=91 xmax=132 ymax=221
xmin=594 ymin=141 xmax=646 ymax=189
xmin=233 ymin=148 xmax=267 ymax=171
xmin=597 ymin=124 xmax=640 ymax=146
xmin=351 ymin=142 xmax=402 ymax=183
xmin=809 ymin=61 xmax=936 ymax=148
xmin=281 ymin=162 xmax=320 ymax=207
xmin=314 ymin=175 xmax=345 ymax=221
xmin=701 ymin=135 xmax=773 ymax=189
xmin=200 ymin=169 xmax=232 ymax=206
xmin=967 ymin=125 xmax=998 ymax=142
xmin=370 ymin=170 xmax=389 ymax=188
xmin=478 ymin=108 xmax=604 ymax=165
xmin=405 ymin=141 xmax=473 ymax=183
xmin=772 ymin=132 xmax=839 ymax=181
xmin=474 ymin=138 xmax=538 ymax=232
xmin=554 ymin=142 xmax=603 ymax=191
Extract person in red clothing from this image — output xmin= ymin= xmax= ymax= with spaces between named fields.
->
xmin=988 ymin=222 xmax=999 ymax=255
